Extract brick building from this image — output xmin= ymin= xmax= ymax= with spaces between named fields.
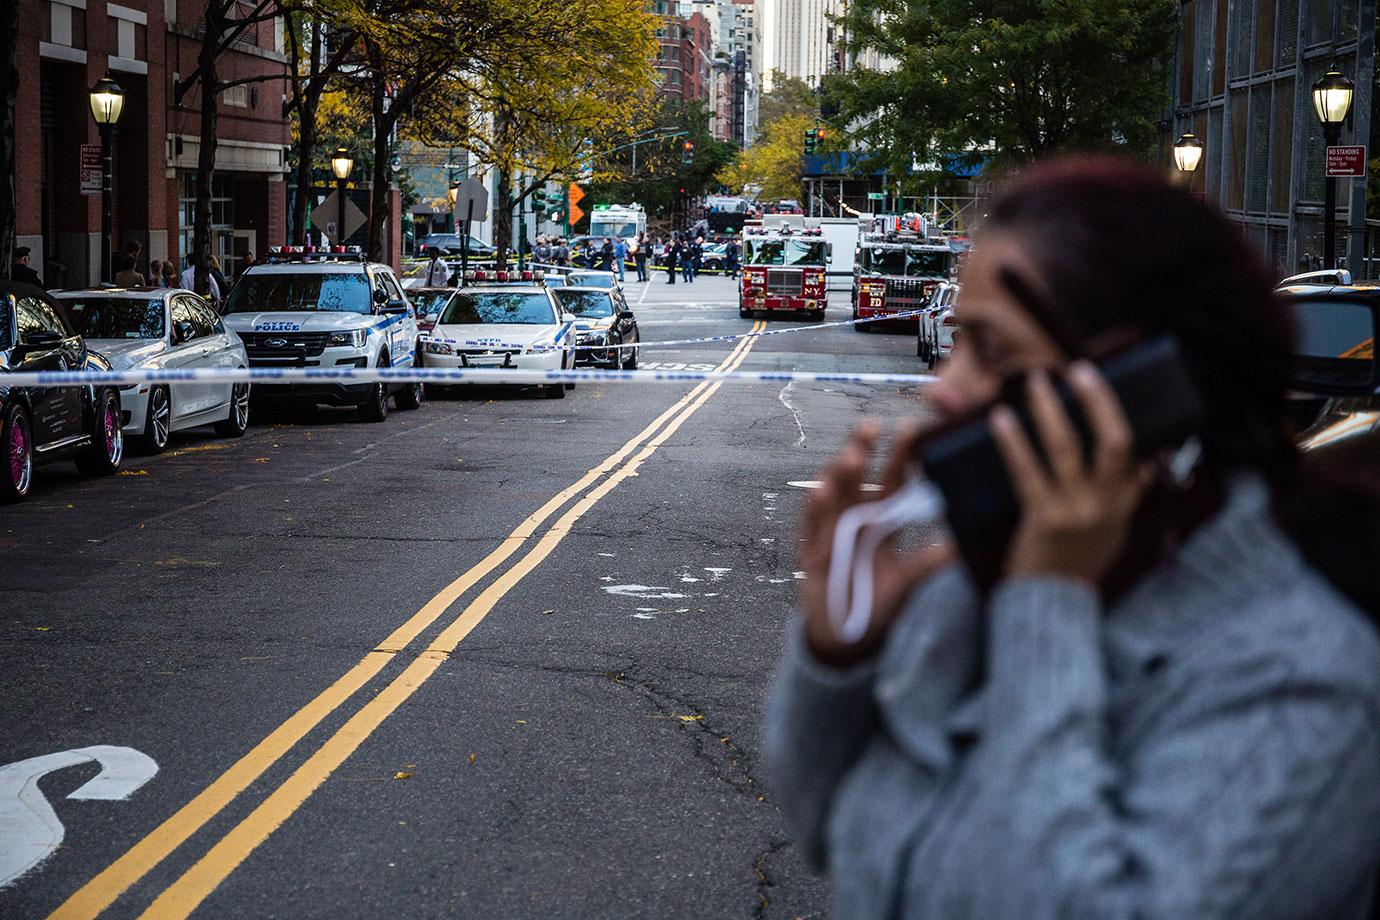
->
xmin=13 ymin=0 xmax=290 ymax=288
xmin=653 ymin=3 xmax=711 ymax=103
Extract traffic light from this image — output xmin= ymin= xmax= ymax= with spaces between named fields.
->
xmin=681 ymin=140 xmax=695 ymax=166
xmin=804 ymin=128 xmax=818 ymax=154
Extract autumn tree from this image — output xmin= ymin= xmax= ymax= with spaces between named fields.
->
xmin=577 ymin=100 xmax=734 ymax=228
xmin=758 ymin=71 xmax=819 ymax=125
xmin=717 ymin=113 xmax=812 ymax=202
xmin=411 ymin=0 xmax=660 ymax=264
xmin=827 ymin=0 xmax=1175 ymax=176
xmin=282 ymin=2 xmax=361 ymax=244
xmin=176 ymin=0 xmax=287 ymax=294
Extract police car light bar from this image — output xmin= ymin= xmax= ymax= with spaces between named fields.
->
xmin=463 ymin=269 xmax=546 ymax=282
xmin=266 ymin=244 xmax=365 ymax=262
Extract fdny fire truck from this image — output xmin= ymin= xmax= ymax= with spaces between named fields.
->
xmin=850 ymin=228 xmax=956 ymax=330
xmin=738 ymin=225 xmax=831 ymax=320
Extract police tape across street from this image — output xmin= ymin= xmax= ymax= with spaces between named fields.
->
xmin=2 ymin=366 xmax=939 ymax=389
xmin=423 ymin=308 xmax=927 ymax=351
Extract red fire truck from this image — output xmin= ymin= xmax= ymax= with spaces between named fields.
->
xmin=738 ymin=225 xmax=831 ymax=320
xmin=851 ymin=229 xmax=956 ymax=330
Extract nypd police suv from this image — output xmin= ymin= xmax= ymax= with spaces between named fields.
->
xmin=222 ymin=246 xmax=423 ymax=421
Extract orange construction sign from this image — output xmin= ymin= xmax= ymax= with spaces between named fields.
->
xmin=568 ymin=183 xmax=586 ymax=229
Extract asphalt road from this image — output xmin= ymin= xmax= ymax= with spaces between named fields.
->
xmin=1 ymin=273 xmax=927 ymax=919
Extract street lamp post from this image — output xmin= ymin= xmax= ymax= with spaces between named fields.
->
xmin=88 ymin=74 xmax=125 ymax=283
xmin=330 ymin=147 xmax=354 ymax=246
xmin=1312 ymin=67 xmax=1355 ymax=269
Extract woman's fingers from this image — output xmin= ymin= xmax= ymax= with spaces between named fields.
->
xmin=1069 ymin=361 xmax=1134 ymax=479
xmin=1026 ymin=370 xmax=1083 ymax=484
xmin=991 ymin=405 xmax=1047 ymax=505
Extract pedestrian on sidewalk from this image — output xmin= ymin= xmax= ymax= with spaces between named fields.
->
xmin=681 ymin=236 xmax=695 ymax=283
xmin=148 ymin=259 xmax=164 ymax=287
xmin=11 ymin=246 xmax=44 ymax=287
xmin=767 ymin=154 xmax=1380 ymax=919
xmin=113 ymin=254 xmax=145 ymax=287
xmin=634 ymin=233 xmax=649 ymax=282
xmin=614 ymin=238 xmax=628 ymax=282
xmin=534 ymin=236 xmax=552 ymax=268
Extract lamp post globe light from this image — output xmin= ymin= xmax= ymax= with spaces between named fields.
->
xmin=448 ymin=182 xmax=459 ymax=236
xmin=1311 ymin=67 xmax=1355 ymax=269
xmin=88 ymin=74 xmax=124 ymax=283
xmin=1173 ymin=133 xmax=1204 ymax=174
xmin=330 ymin=147 xmax=353 ymax=246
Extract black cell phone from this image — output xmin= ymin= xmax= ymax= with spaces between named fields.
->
xmin=913 ymin=334 xmax=1205 ymax=584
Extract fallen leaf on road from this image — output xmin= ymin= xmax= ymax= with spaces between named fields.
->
xmin=33 ymin=627 xmax=50 ymax=632
xmin=542 ymin=609 xmax=555 ymax=616
xmin=468 ymin=753 xmax=477 ymax=765
xmin=394 ymin=771 xmax=412 ymax=780
xmin=515 ymin=720 xmax=527 ymax=725
xmin=254 ymin=457 xmax=271 ymax=463
xmin=119 ymin=469 xmax=149 ymax=476
xmin=676 ymin=715 xmax=704 ymax=723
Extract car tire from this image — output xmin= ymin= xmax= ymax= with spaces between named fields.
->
xmin=1 ymin=403 xmax=34 ymax=503
xmin=395 ymin=381 xmax=424 ymax=410
xmin=360 ymin=353 xmax=390 ymax=422
xmin=544 ymin=383 xmax=566 ymax=399
xmin=812 ymin=311 xmax=826 ymax=322
xmin=139 ymin=385 xmax=172 ymax=453
xmin=739 ymin=304 xmax=752 ymax=318
xmin=622 ymin=344 xmax=638 ymax=370
xmin=215 ymin=382 xmax=251 ymax=437
xmin=75 ymin=388 xmax=123 ymax=477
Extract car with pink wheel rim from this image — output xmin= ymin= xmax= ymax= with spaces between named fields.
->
xmin=1 ymin=282 xmax=124 ymax=503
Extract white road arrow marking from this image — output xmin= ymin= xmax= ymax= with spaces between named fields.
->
xmin=0 ymin=746 xmax=158 ymax=888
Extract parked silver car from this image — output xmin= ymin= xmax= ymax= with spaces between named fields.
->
xmin=56 ymin=288 xmax=251 ymax=452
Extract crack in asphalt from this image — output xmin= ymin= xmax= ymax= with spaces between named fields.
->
xmin=753 ymin=838 xmax=791 ymax=920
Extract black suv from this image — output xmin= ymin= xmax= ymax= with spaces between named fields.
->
xmin=1275 ymin=269 xmax=1379 ymax=459
xmin=1 ymin=281 xmax=124 ymax=502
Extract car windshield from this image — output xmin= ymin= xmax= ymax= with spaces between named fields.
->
xmin=64 ymin=297 xmax=166 ymax=339
xmin=439 ymin=292 xmax=556 ymax=325
xmin=569 ymin=273 xmax=615 ymax=289
xmin=410 ymin=291 xmax=454 ymax=318
xmin=860 ymin=247 xmax=950 ymax=277
xmin=591 ymin=221 xmax=637 ymax=239
xmin=555 ymin=290 xmax=616 ymax=318
xmin=1291 ymin=299 xmax=1376 ymax=360
xmin=746 ymin=240 xmax=827 ymax=266
xmin=224 ymin=272 xmax=372 ymax=315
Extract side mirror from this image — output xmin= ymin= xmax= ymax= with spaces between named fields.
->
xmin=172 ymin=320 xmax=195 ymax=344
xmin=17 ymin=328 xmax=64 ymax=354
xmin=1289 ymin=297 xmax=1379 ymax=396
xmin=617 ymin=310 xmax=635 ymax=321
xmin=372 ymin=287 xmax=390 ymax=305
xmin=382 ymin=298 xmax=409 ymax=314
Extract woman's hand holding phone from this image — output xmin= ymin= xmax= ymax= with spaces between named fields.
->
xmin=990 ymin=362 xmax=1157 ymax=585
xmin=798 ymin=421 xmax=955 ymax=668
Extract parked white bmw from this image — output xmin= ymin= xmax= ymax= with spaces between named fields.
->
xmin=420 ymin=284 xmax=575 ymax=399
xmin=56 ymin=288 xmax=251 ymax=452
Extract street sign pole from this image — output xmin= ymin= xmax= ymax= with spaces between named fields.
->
xmin=461 ymin=200 xmax=474 ymax=286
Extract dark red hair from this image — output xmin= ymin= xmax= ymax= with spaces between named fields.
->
xmin=981 ymin=155 xmax=1379 ymax=613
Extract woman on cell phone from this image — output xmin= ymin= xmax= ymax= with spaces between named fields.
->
xmin=766 ymin=156 xmax=1380 ymax=919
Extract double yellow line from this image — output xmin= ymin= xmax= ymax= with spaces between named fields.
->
xmin=52 ymin=321 xmax=766 ymax=920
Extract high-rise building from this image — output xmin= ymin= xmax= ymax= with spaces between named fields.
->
xmin=761 ymin=0 xmax=837 ymax=89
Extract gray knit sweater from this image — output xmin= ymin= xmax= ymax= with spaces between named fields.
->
xmin=765 ymin=476 xmax=1380 ymax=919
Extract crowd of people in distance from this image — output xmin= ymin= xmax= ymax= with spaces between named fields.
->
xmin=10 ymin=238 xmax=258 ymax=304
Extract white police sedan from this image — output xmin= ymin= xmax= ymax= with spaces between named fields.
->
xmin=420 ymin=281 xmax=575 ymax=399
xmin=56 ymin=288 xmax=250 ymax=452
